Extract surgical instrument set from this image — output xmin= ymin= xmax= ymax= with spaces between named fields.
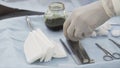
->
xmin=95 ymin=43 xmax=120 ymax=61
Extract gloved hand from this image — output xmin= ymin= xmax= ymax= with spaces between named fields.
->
xmin=63 ymin=1 xmax=110 ymax=41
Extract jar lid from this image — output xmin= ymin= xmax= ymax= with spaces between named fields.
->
xmin=49 ymin=2 xmax=65 ymax=11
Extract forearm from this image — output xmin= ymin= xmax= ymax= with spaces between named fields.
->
xmin=88 ymin=0 xmax=119 ymax=28
xmin=100 ymin=0 xmax=120 ymax=17
xmin=83 ymin=1 xmax=110 ymax=28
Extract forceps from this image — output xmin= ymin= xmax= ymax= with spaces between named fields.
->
xmin=26 ymin=16 xmax=34 ymax=31
xmin=95 ymin=43 xmax=120 ymax=61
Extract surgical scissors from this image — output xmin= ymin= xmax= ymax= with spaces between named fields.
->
xmin=95 ymin=43 xmax=120 ymax=61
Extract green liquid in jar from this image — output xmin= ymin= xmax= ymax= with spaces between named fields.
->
xmin=45 ymin=17 xmax=65 ymax=31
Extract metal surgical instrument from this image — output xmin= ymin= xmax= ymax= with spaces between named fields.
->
xmin=109 ymin=39 xmax=120 ymax=49
xmin=95 ymin=43 xmax=120 ymax=61
xmin=26 ymin=16 xmax=34 ymax=31
xmin=59 ymin=39 xmax=81 ymax=65
xmin=66 ymin=40 xmax=94 ymax=64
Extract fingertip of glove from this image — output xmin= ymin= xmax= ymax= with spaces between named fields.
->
xmin=67 ymin=36 xmax=80 ymax=41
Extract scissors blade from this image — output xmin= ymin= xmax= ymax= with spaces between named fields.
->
xmin=109 ymin=39 xmax=120 ymax=49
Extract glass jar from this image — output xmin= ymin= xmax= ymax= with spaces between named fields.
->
xmin=44 ymin=2 xmax=67 ymax=31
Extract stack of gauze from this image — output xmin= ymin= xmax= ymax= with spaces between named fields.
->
xmin=91 ymin=22 xmax=111 ymax=37
xmin=111 ymin=30 xmax=120 ymax=37
xmin=24 ymin=29 xmax=67 ymax=63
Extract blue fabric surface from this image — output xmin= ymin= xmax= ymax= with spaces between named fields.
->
xmin=0 ymin=15 xmax=120 ymax=68
xmin=0 ymin=0 xmax=97 ymax=12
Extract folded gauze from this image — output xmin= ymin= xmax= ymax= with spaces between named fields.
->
xmin=111 ymin=30 xmax=120 ymax=37
xmin=24 ymin=29 xmax=67 ymax=63
xmin=91 ymin=22 xmax=111 ymax=37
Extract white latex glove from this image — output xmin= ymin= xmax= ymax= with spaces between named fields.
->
xmin=91 ymin=31 xmax=97 ymax=37
xmin=96 ymin=22 xmax=111 ymax=31
xmin=63 ymin=1 xmax=110 ymax=41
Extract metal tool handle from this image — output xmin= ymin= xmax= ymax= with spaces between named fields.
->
xmin=109 ymin=39 xmax=120 ymax=48
xmin=59 ymin=39 xmax=71 ymax=54
xmin=103 ymin=55 xmax=113 ymax=61
xmin=95 ymin=43 xmax=120 ymax=61
xmin=78 ymin=42 xmax=93 ymax=63
xmin=67 ymin=40 xmax=94 ymax=64
xmin=96 ymin=43 xmax=113 ymax=61
xmin=95 ymin=43 xmax=112 ymax=55
xmin=59 ymin=39 xmax=81 ymax=65
xmin=103 ymin=52 xmax=120 ymax=61
xmin=112 ymin=53 xmax=120 ymax=59
xmin=26 ymin=16 xmax=34 ymax=31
